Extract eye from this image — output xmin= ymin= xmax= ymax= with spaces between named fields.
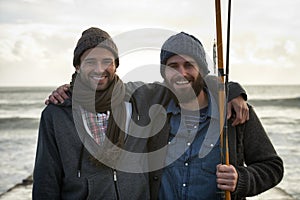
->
xmin=167 ymin=64 xmax=178 ymax=69
xmin=87 ymin=60 xmax=97 ymax=65
xmin=185 ymin=62 xmax=194 ymax=68
xmin=102 ymin=59 xmax=113 ymax=66
xmin=83 ymin=60 xmax=97 ymax=68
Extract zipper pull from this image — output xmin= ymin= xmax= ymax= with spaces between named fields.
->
xmin=113 ymin=170 xmax=117 ymax=181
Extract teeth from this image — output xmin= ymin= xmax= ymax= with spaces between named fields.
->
xmin=92 ymin=76 xmax=106 ymax=80
xmin=175 ymin=80 xmax=189 ymax=85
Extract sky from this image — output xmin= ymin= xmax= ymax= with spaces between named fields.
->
xmin=0 ymin=0 xmax=299 ymax=86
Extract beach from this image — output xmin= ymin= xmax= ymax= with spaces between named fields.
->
xmin=0 ymin=85 xmax=299 ymax=199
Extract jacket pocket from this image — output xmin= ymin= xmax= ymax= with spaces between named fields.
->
xmin=87 ymin=173 xmax=116 ymax=200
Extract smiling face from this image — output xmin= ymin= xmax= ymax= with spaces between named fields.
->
xmin=76 ymin=47 xmax=116 ymax=91
xmin=164 ymin=54 xmax=206 ymax=103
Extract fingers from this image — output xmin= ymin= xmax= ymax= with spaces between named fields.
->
xmin=58 ymin=84 xmax=70 ymax=100
xmin=228 ymin=96 xmax=249 ymax=126
xmin=216 ymin=164 xmax=238 ymax=192
xmin=50 ymin=91 xmax=63 ymax=104
xmin=232 ymin=103 xmax=249 ymax=126
xmin=44 ymin=99 xmax=50 ymax=105
xmin=46 ymin=84 xmax=71 ymax=105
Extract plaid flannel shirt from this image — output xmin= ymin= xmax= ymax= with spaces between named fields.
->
xmin=81 ymin=108 xmax=110 ymax=145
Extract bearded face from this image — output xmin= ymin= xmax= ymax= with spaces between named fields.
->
xmin=164 ymin=54 xmax=206 ymax=103
xmin=77 ymin=47 xmax=117 ymax=91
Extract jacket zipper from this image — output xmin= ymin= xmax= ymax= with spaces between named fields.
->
xmin=113 ymin=169 xmax=120 ymax=200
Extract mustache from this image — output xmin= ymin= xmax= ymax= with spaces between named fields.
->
xmin=90 ymin=71 xmax=110 ymax=77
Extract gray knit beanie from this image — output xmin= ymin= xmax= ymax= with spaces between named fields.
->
xmin=160 ymin=32 xmax=209 ymax=78
xmin=73 ymin=27 xmax=119 ymax=68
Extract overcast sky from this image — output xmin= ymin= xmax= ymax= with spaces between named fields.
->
xmin=0 ymin=0 xmax=299 ymax=86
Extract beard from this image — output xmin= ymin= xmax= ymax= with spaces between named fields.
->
xmin=167 ymin=74 xmax=206 ymax=103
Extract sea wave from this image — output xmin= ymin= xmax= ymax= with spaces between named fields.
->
xmin=0 ymin=87 xmax=54 ymax=94
xmin=0 ymin=117 xmax=39 ymax=130
xmin=248 ymin=96 xmax=300 ymax=108
xmin=0 ymin=101 xmax=45 ymax=109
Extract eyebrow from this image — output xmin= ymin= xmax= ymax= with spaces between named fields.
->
xmin=185 ymin=60 xmax=197 ymax=64
xmin=83 ymin=57 xmax=113 ymax=62
xmin=167 ymin=60 xmax=197 ymax=65
xmin=83 ymin=58 xmax=97 ymax=62
xmin=102 ymin=58 xmax=114 ymax=62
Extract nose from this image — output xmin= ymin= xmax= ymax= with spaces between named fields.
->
xmin=176 ymin=65 xmax=187 ymax=76
xmin=94 ymin=62 xmax=106 ymax=73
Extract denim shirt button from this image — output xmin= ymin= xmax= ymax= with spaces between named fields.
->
xmin=153 ymin=176 xmax=159 ymax=181
xmin=183 ymin=183 xmax=187 ymax=187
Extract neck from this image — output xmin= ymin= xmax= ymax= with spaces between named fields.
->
xmin=180 ymin=90 xmax=208 ymax=111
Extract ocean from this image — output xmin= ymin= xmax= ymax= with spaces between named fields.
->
xmin=0 ymin=85 xmax=299 ymax=199
xmin=0 ymin=87 xmax=55 ymax=195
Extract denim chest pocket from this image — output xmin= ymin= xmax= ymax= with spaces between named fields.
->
xmin=201 ymin=142 xmax=220 ymax=175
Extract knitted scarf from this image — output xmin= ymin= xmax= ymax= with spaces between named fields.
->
xmin=70 ymin=72 xmax=126 ymax=148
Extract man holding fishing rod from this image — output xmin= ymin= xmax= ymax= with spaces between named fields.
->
xmin=146 ymin=32 xmax=283 ymax=199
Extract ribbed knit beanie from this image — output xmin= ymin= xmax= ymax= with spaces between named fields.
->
xmin=73 ymin=27 xmax=119 ymax=68
xmin=160 ymin=32 xmax=209 ymax=78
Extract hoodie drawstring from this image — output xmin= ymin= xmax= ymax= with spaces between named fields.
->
xmin=77 ymin=143 xmax=84 ymax=178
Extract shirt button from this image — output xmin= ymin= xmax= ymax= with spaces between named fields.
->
xmin=194 ymin=125 xmax=197 ymax=129
xmin=187 ymin=142 xmax=191 ymax=146
xmin=185 ymin=162 xmax=189 ymax=166
xmin=183 ymin=183 xmax=186 ymax=187
xmin=153 ymin=176 xmax=159 ymax=181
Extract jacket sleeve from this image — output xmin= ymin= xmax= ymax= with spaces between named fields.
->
xmin=32 ymin=106 xmax=62 ymax=199
xmin=228 ymin=81 xmax=247 ymax=101
xmin=204 ymin=75 xmax=247 ymax=102
xmin=233 ymin=106 xmax=284 ymax=198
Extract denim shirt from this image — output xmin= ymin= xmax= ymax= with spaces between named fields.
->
xmin=158 ymin=91 xmax=222 ymax=200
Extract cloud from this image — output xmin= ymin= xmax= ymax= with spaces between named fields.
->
xmin=0 ymin=0 xmax=300 ymax=86
xmin=0 ymin=23 xmax=76 ymax=86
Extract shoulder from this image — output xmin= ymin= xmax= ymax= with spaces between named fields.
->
xmin=41 ymin=103 xmax=72 ymax=121
xmin=233 ymin=104 xmax=270 ymax=144
xmin=246 ymin=104 xmax=261 ymax=125
xmin=42 ymin=103 xmax=67 ymax=114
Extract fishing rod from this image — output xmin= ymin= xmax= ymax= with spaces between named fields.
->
xmin=215 ymin=0 xmax=232 ymax=199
